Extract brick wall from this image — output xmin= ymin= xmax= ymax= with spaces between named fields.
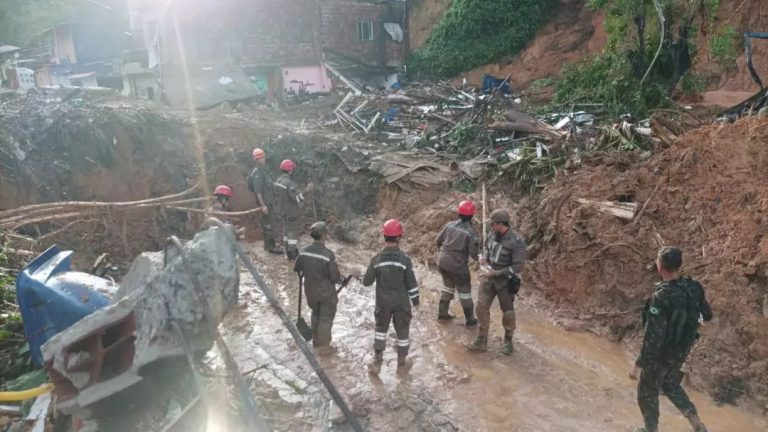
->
xmin=320 ymin=0 xmax=405 ymax=67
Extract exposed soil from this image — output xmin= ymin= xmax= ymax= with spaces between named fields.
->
xmin=408 ymin=0 xmax=452 ymax=52
xmin=455 ymin=0 xmax=608 ymax=90
xmin=693 ymin=0 xmax=768 ymax=94
xmin=222 ymin=239 xmax=767 ymax=431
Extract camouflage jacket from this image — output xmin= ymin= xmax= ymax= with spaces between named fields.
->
xmin=636 ymin=276 xmax=713 ymax=369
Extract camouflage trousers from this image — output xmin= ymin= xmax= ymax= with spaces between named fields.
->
xmin=637 ymin=363 xmax=698 ymax=432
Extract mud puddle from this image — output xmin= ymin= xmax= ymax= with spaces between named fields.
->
xmin=221 ymin=240 xmax=767 ymax=432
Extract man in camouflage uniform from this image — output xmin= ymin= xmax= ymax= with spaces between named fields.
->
xmin=630 ymin=246 xmax=712 ymax=432
xmin=363 ymin=219 xmax=419 ymax=374
xmin=248 ymin=148 xmax=282 ymax=254
xmin=273 ymin=159 xmax=313 ymax=260
xmin=293 ymin=222 xmax=342 ymax=356
xmin=435 ymin=200 xmax=480 ymax=325
xmin=467 ymin=209 xmax=526 ymax=355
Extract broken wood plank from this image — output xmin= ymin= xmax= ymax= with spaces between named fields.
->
xmin=576 ymin=199 xmax=638 ymax=220
xmin=364 ymin=112 xmax=381 ymax=133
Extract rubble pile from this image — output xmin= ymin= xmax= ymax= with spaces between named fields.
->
xmin=518 ymin=116 xmax=768 ymax=404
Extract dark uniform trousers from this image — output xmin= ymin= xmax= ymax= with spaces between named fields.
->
xmin=259 ymin=212 xmax=277 ymax=249
xmin=311 ymin=302 xmax=337 ymax=348
xmin=637 ymin=362 xmax=697 ymax=431
xmin=374 ymin=308 xmax=412 ymax=356
xmin=476 ymin=275 xmax=516 ymax=338
xmin=438 ymin=267 xmax=474 ymax=310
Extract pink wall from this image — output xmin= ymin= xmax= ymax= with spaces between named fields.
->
xmin=281 ymin=65 xmax=332 ymax=93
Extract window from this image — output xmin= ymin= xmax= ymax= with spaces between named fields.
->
xmin=357 ymin=21 xmax=374 ymax=41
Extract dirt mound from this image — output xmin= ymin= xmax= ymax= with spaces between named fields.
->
xmin=451 ymin=0 xmax=607 ymax=89
xmin=695 ymin=0 xmax=768 ymax=94
xmin=518 ymin=117 xmax=768 ymax=403
xmin=0 ymin=92 xmax=193 ymax=209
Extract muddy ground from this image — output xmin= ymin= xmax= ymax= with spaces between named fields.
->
xmin=223 ymin=239 xmax=767 ymax=431
xmin=2 ymin=90 xmax=768 ymax=429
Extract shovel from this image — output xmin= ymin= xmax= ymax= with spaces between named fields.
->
xmin=297 ymin=274 xmax=313 ymax=341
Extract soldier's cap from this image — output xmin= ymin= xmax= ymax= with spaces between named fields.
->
xmin=489 ymin=209 xmax=510 ymax=224
xmin=309 ymin=221 xmax=328 ymax=237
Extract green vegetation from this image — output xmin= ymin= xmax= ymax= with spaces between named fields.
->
xmin=549 ymin=0 xmax=722 ymax=116
xmin=409 ymin=0 xmax=558 ymax=78
xmin=709 ymin=25 xmax=740 ymax=68
xmin=0 ymin=243 xmax=35 ymax=385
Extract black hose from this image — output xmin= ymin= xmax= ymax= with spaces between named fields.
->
xmin=165 ymin=235 xmax=271 ymax=431
xmin=203 ymin=218 xmax=365 ymax=432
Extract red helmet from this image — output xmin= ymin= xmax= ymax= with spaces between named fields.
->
xmin=458 ymin=200 xmax=475 ymax=216
xmin=280 ymin=159 xmax=296 ymax=173
xmin=252 ymin=148 xmax=266 ymax=161
xmin=214 ymin=185 xmax=233 ymax=197
xmin=382 ymin=219 xmax=403 ymax=237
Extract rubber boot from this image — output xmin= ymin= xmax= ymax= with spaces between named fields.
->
xmin=463 ymin=306 xmax=477 ymax=327
xmin=502 ymin=332 xmax=513 ymax=356
xmin=466 ymin=335 xmax=487 ymax=352
xmin=265 ymin=239 xmax=284 ymax=255
xmin=396 ymin=353 xmax=413 ymax=373
xmin=368 ymin=350 xmax=383 ymax=375
xmin=437 ymin=300 xmax=455 ymax=320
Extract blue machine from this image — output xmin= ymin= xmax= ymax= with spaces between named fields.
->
xmin=15 ymin=246 xmax=113 ymax=365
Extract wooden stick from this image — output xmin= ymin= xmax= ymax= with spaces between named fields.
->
xmin=163 ymin=206 xmax=265 ymax=216
xmin=482 ymin=182 xmax=487 ymax=249
xmin=0 ymin=184 xmax=200 ymax=218
xmin=631 ymin=180 xmax=664 ymax=227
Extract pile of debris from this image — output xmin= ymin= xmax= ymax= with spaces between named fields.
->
xmin=319 ymin=75 xmax=706 ymax=194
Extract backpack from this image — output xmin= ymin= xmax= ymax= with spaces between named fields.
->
xmin=247 ymin=168 xmax=258 ymax=193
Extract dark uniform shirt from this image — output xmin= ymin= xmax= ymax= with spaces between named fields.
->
xmin=274 ymin=173 xmax=302 ymax=218
xmin=484 ymin=229 xmax=527 ymax=277
xmin=636 ymin=276 xmax=713 ymax=368
xmin=363 ymin=246 xmax=419 ymax=310
xmin=293 ymin=241 xmax=341 ymax=307
xmin=436 ymin=220 xmax=480 ymax=271
xmin=248 ymin=166 xmax=274 ymax=205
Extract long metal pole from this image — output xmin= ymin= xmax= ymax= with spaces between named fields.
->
xmin=203 ymin=219 xmax=365 ymax=432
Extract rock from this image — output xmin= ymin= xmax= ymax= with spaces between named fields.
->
xmin=329 ymin=402 xmax=347 ymax=425
xmin=749 ymin=339 xmax=768 ymax=361
xmin=763 ymin=294 xmax=768 ymax=319
xmin=396 ymin=409 xmax=416 ymax=430
xmin=758 ymin=107 xmax=768 ymax=118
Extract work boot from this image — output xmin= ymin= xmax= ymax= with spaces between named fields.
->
xmin=466 ymin=335 xmax=488 ymax=352
xmin=396 ymin=354 xmax=413 ymax=374
xmin=368 ymin=350 xmax=383 ymax=375
xmin=437 ymin=300 xmax=455 ymax=320
xmin=315 ymin=345 xmax=337 ymax=357
xmin=463 ymin=306 xmax=477 ymax=326
xmin=502 ymin=333 xmax=513 ymax=356
xmin=267 ymin=246 xmax=284 ymax=255
xmin=686 ymin=413 xmax=708 ymax=432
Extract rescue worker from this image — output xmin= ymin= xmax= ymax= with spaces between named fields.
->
xmin=467 ymin=209 xmax=526 ymax=355
xmin=211 ymin=185 xmax=233 ymax=212
xmin=435 ymin=200 xmax=480 ymax=325
xmin=200 ymin=185 xmax=245 ymax=239
xmin=293 ymin=222 xmax=342 ymax=356
xmin=363 ymin=219 xmax=419 ymax=374
xmin=629 ymin=246 xmax=712 ymax=432
xmin=248 ymin=148 xmax=282 ymax=254
xmin=273 ymin=159 xmax=313 ymax=260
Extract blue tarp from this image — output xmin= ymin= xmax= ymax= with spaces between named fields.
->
xmin=482 ymin=75 xmax=511 ymax=95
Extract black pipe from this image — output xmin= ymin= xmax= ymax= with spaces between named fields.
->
xmin=203 ymin=218 xmax=365 ymax=432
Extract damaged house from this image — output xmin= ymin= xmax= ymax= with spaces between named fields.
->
xmin=33 ymin=4 xmax=128 ymax=89
xmin=123 ymin=0 xmax=408 ymax=108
